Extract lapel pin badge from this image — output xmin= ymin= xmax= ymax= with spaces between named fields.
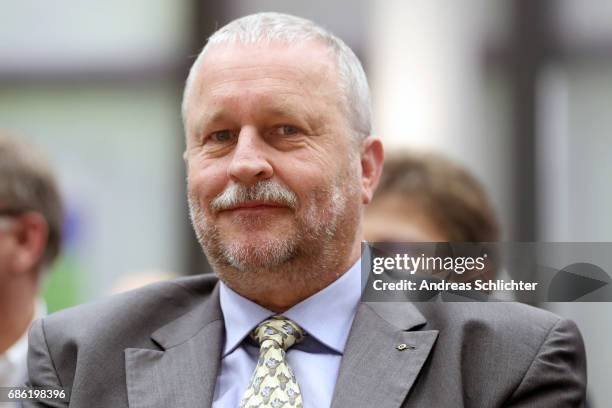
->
xmin=396 ymin=343 xmax=416 ymax=351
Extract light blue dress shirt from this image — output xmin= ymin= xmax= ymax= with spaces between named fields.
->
xmin=213 ymin=259 xmax=362 ymax=408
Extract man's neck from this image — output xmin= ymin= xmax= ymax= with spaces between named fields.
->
xmin=218 ymin=240 xmax=361 ymax=312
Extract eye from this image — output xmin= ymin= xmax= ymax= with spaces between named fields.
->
xmin=273 ymin=125 xmax=300 ymax=137
xmin=208 ymin=130 xmax=235 ymax=143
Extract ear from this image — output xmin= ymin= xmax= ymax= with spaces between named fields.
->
xmin=12 ymin=212 xmax=49 ymax=275
xmin=360 ymin=136 xmax=384 ymax=204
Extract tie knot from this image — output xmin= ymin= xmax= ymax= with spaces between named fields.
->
xmin=251 ymin=316 xmax=305 ymax=351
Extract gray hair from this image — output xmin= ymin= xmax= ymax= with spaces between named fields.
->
xmin=182 ymin=12 xmax=372 ymax=140
xmin=0 ymin=133 xmax=64 ymax=267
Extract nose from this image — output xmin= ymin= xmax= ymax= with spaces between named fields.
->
xmin=228 ymin=127 xmax=273 ymax=185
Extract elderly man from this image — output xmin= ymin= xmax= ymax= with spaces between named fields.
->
xmin=0 ymin=134 xmax=63 ymax=403
xmin=26 ymin=13 xmax=586 ymax=408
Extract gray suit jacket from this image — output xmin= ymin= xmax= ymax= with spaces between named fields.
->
xmin=25 ymin=274 xmax=586 ymax=407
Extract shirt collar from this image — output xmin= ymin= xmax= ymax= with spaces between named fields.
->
xmin=219 ymin=259 xmax=362 ymax=356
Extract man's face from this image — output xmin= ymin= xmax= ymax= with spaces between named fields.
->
xmin=183 ymin=41 xmax=361 ymax=272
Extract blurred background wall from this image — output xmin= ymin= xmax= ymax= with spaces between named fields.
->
xmin=0 ymin=0 xmax=610 ymax=405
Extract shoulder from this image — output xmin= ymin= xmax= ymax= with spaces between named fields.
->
xmin=418 ymin=301 xmax=567 ymax=339
xmin=38 ymin=273 xmax=219 ymax=348
xmin=417 ymin=302 xmax=584 ymax=382
xmin=417 ymin=302 xmax=584 ymax=361
xmin=414 ymin=302 xmax=586 ymax=404
xmin=415 ymin=301 xmax=584 ymax=370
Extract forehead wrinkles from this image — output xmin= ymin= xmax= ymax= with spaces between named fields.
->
xmin=188 ymin=59 xmax=342 ymax=132
xmin=199 ymin=61 xmax=335 ymax=100
xmin=206 ymin=76 xmax=313 ymax=104
xmin=204 ymin=62 xmax=312 ymax=85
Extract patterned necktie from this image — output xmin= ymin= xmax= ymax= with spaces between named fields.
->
xmin=240 ymin=316 xmax=306 ymax=408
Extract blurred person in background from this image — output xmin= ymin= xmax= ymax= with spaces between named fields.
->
xmin=0 ymin=134 xmax=64 ymax=392
xmin=364 ymin=150 xmax=499 ymax=243
xmin=364 ymin=150 xmax=502 ymax=292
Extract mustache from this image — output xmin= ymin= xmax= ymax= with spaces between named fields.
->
xmin=210 ymin=180 xmax=298 ymax=212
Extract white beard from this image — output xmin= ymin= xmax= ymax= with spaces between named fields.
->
xmin=188 ymin=173 xmax=356 ymax=274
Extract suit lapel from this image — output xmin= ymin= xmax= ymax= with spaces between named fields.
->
xmin=125 ymin=284 xmax=224 ymax=408
xmin=331 ymin=302 xmax=438 ymax=408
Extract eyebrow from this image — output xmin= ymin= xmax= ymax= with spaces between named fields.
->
xmin=191 ymin=102 xmax=319 ymax=137
xmin=264 ymin=105 xmax=315 ymax=123
xmin=192 ymin=110 xmax=230 ymax=137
